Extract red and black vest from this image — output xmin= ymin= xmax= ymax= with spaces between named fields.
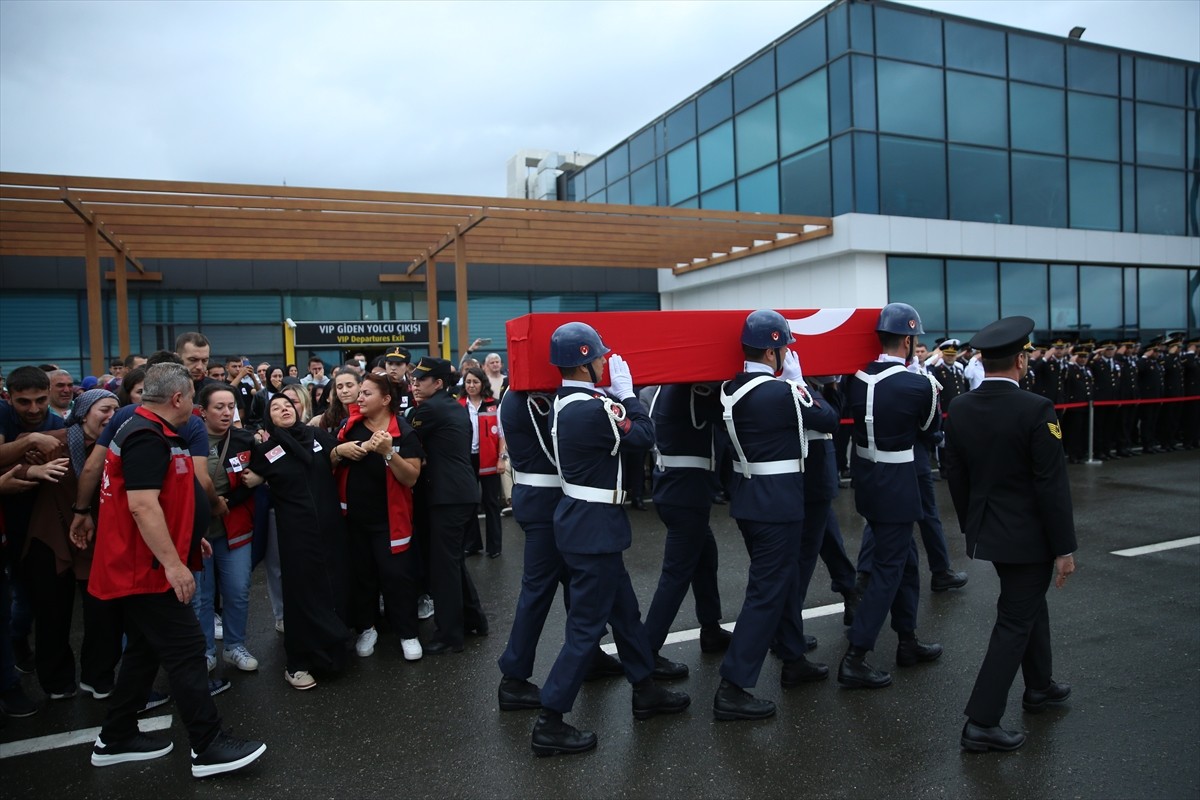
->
xmin=335 ymin=410 xmax=414 ymax=554
xmin=460 ymin=396 xmax=501 ymax=475
xmin=217 ymin=428 xmax=256 ymax=549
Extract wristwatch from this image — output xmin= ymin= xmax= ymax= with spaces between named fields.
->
xmin=384 ymin=451 xmax=394 ymax=463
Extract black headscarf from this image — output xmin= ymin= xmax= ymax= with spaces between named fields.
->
xmin=264 ymin=393 xmax=315 ymax=467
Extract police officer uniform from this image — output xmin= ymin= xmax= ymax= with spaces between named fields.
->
xmin=384 ymin=347 xmax=414 ymax=414
xmin=1159 ymin=336 xmax=1185 ymax=449
xmin=1090 ymin=342 xmax=1120 ymax=459
xmin=1137 ymin=342 xmax=1166 ymax=452
xmin=1062 ymin=346 xmax=1094 ymax=463
xmin=1116 ymin=340 xmax=1140 ymax=457
xmin=1182 ymin=339 xmax=1200 ymax=449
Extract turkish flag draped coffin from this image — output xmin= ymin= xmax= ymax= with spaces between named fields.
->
xmin=506 ymin=309 xmax=883 ymax=391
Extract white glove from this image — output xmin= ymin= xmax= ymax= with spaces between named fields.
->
xmin=780 ymin=349 xmax=804 ymax=383
xmin=605 ymin=354 xmax=635 ymax=400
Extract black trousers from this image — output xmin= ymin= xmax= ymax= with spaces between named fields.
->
xmin=464 ymin=457 xmax=503 ymax=556
xmin=100 ymin=589 xmax=221 ymax=752
xmin=428 ymin=503 xmax=486 ymax=647
xmin=347 ymin=520 xmax=420 ymax=640
xmin=964 ymin=561 xmax=1054 ymax=728
xmin=1140 ymin=403 xmax=1161 ymax=449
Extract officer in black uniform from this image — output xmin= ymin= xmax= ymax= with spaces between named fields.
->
xmin=942 ymin=315 xmax=1076 ymax=753
xmin=839 ymin=303 xmax=943 ymax=690
xmin=1137 ymin=340 xmax=1166 ymax=453
xmin=1061 ymin=345 xmax=1094 ymax=463
xmin=532 ymin=323 xmax=689 ymax=757
xmin=383 ymin=347 xmax=414 ymax=414
xmin=1090 ymin=341 xmax=1120 ymax=460
xmin=1182 ymin=338 xmax=1200 ymax=449
xmin=1159 ymin=335 xmax=1185 ymax=449
xmin=712 ymin=310 xmax=839 ymax=720
xmin=1115 ymin=340 xmax=1140 ymax=457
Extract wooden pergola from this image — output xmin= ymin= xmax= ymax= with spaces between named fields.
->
xmin=0 ymin=172 xmax=833 ymax=375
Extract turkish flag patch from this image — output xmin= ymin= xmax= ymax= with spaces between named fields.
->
xmin=617 ymin=417 xmax=632 ymax=434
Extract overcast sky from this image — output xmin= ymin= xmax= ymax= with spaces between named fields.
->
xmin=1 ymin=0 xmax=1196 ymax=197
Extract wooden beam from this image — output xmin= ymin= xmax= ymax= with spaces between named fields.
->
xmin=407 ymin=208 xmax=489 ymax=275
xmin=60 ymin=192 xmax=146 ymax=273
xmin=104 ymin=270 xmax=162 ymax=281
xmin=426 ymin=258 xmax=439 ymax=355
xmin=84 ymin=220 xmax=105 ymax=377
xmin=378 ymin=274 xmax=426 ymax=283
xmin=114 ymin=250 xmax=130 ymax=359
xmin=455 ymin=233 xmax=468 ymax=364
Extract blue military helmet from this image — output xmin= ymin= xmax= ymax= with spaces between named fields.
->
xmin=876 ymin=302 xmax=925 ymax=336
xmin=549 ymin=321 xmax=611 ymax=368
xmin=741 ymin=309 xmax=795 ymax=349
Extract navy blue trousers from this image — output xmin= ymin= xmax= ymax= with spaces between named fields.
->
xmin=497 ymin=519 xmax=568 ymax=680
xmin=791 ymin=500 xmax=832 ymax=638
xmin=858 ymin=465 xmax=950 ymax=575
xmin=847 ymin=521 xmax=919 ymax=651
xmin=643 ymin=503 xmax=722 ymax=651
xmin=819 ymin=507 xmax=857 ymax=595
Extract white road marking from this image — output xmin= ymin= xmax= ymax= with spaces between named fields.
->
xmin=600 ymin=602 xmax=844 ymax=655
xmin=0 ymin=714 xmax=173 ymax=760
xmin=1111 ymin=536 xmax=1200 ymax=557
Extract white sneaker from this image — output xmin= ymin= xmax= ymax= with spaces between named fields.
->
xmin=223 ymin=645 xmax=259 ymax=672
xmin=275 ymin=618 xmax=285 ymax=634
xmin=214 ymin=614 xmax=223 ymax=641
xmin=206 ymin=654 xmax=216 ymax=673
xmin=355 ymin=627 xmax=378 ymax=657
xmin=401 ymin=638 xmax=423 ymax=661
xmin=284 ymin=670 xmax=316 ymax=691
xmin=417 ymin=595 xmax=435 ymax=620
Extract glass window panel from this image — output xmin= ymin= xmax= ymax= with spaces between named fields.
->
xmin=947 ymin=260 xmax=998 ymax=331
xmin=586 ymin=188 xmax=606 ymax=204
xmin=777 ymin=18 xmax=826 ymax=87
xmin=1124 ymin=268 xmax=1138 ymax=326
xmin=1135 ymin=103 xmax=1185 ymax=167
xmin=827 ymin=2 xmax=848 ymax=59
xmin=874 ymin=6 xmax=942 ymax=65
xmin=735 ymin=97 xmax=778 ymax=175
xmin=779 ymin=69 xmax=829 ymax=157
xmin=851 ymin=55 xmax=876 ymax=130
xmin=1192 ymin=66 xmax=1200 ymax=108
xmin=1010 ymin=83 xmax=1065 ymax=154
xmin=140 ymin=293 xmax=198 ymax=324
xmin=947 ymin=72 xmax=1008 ymax=147
xmin=828 ymin=56 xmax=851 ymax=134
xmin=1000 ymin=262 xmax=1049 ymax=328
xmin=583 ymin=162 xmax=604 ymax=198
xmin=0 ymin=293 xmax=81 ymax=361
xmin=562 ymin=175 xmax=579 ymax=202
xmin=1122 ymin=164 xmax=1136 ymax=232
xmin=1012 ymin=153 xmax=1067 ymax=228
xmin=887 ymin=257 xmax=947 ymax=333
xmin=734 ymin=51 xmax=776 ymax=114
xmin=701 ymin=182 xmax=737 ymax=211
xmin=849 ymin=0 xmax=873 ymax=52
xmin=1190 ymin=110 xmax=1198 ymax=170
xmin=1079 ymin=265 xmax=1124 ymax=331
xmin=949 ymin=145 xmax=1009 ymax=224
xmin=699 ymin=121 xmax=735 ymax=191
xmin=1008 ymin=34 xmax=1064 ymax=87
xmin=944 ymin=20 xmax=1005 ymax=76
xmin=654 ymin=120 xmax=666 ymax=157
xmin=1139 ymin=268 xmax=1187 ymax=329
xmin=1136 ymin=58 xmax=1186 ymax=106
xmin=1069 ymin=160 xmax=1120 ymax=231
xmin=1136 ymin=166 xmax=1185 ymax=235
xmin=1120 ymin=55 xmax=1134 ymax=98
xmin=657 ymin=158 xmax=668 ymax=205
xmin=832 ymin=134 xmax=854 ymax=215
xmin=630 ymin=163 xmax=656 ymax=205
xmin=1191 ymin=172 xmax=1200 ymax=237
xmin=666 ymin=102 xmax=697 ymax=151
xmin=287 ymin=293 xmax=360 ymax=321
xmin=607 ymin=176 xmax=630 ymax=205
xmin=1121 ymin=100 xmax=1134 ymax=162
xmin=531 ymin=294 xmax=595 ymax=313
xmin=1067 ymin=46 xmax=1118 ymax=95
xmin=104 ymin=294 xmax=141 ymax=357
xmin=877 ymin=60 xmax=944 ymax=139
xmin=737 ymin=165 xmax=780 ymax=214
xmin=607 ymin=145 xmax=629 ymax=182
xmin=1049 ymin=264 xmax=1079 ymax=331
xmin=202 ymin=325 xmax=282 ymax=361
xmin=673 ymin=197 xmax=699 ymax=209
xmin=780 ymin=144 xmax=832 ymax=217
xmin=697 ymin=78 xmax=732 ymax=133
xmin=853 ymin=132 xmax=879 ymax=214
xmin=1190 ymin=269 xmax=1200 ymax=331
xmin=1067 ymin=93 xmax=1118 ymax=160
xmin=362 ymin=291 xmax=415 ymax=322
xmin=598 ymin=293 xmax=659 ymax=312
xmin=630 ymin=127 xmax=656 ymax=170
xmin=666 ymin=142 xmax=699 ymax=205
xmin=879 ymin=136 xmax=947 ymax=219
xmin=200 ymin=293 xmax=281 ymax=324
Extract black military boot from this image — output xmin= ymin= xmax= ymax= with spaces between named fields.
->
xmin=498 ymin=677 xmax=541 ymax=711
xmin=838 ymin=645 xmax=892 ymax=689
xmin=531 ymin=711 xmax=597 ymax=757
xmin=631 ymin=679 xmax=691 ymax=720
xmin=896 ymin=635 xmax=943 ymax=667
xmin=712 ymin=678 xmax=776 ymax=720
xmin=651 ymin=653 xmax=689 ymax=680
xmin=781 ymin=656 xmax=829 ymax=687
xmin=699 ymin=624 xmax=733 ymax=653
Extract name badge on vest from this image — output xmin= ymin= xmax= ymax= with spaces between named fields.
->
xmin=265 ymin=445 xmax=286 ymax=463
xmin=312 ymin=440 xmax=323 ymax=453
xmin=228 ymin=456 xmax=243 ymax=473
xmin=174 ymin=456 xmax=189 ymax=474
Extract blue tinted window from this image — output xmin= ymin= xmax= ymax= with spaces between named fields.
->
xmin=654 ymin=121 xmax=666 ymax=157
xmin=781 ymin=144 xmax=832 ymax=217
xmin=583 ymin=161 xmax=605 ymax=198
xmin=586 ymin=188 xmax=606 ymax=204
xmin=200 ymin=294 xmax=280 ymax=323
xmin=674 ymin=198 xmax=699 ymax=209
xmin=1011 ymin=83 xmax=1065 ymax=154
xmin=701 ymin=182 xmax=737 ymax=211
xmin=1121 ymin=100 xmax=1135 ymax=161
xmin=1012 ymin=153 xmax=1067 ymax=227
xmin=630 ymin=128 xmax=656 ymax=170
xmin=666 ymin=142 xmax=698 ymax=205
xmin=630 ymin=163 xmax=656 ymax=205
xmin=1008 ymin=34 xmax=1063 ymax=87
xmin=1136 ymin=103 xmax=1185 ymax=167
xmin=1191 ymin=65 xmax=1199 ymax=107
xmin=777 ymin=18 xmax=826 ymax=87
xmin=832 ymin=134 xmax=854 ymax=215
xmin=850 ymin=0 xmax=873 ymax=52
xmin=666 ymin=102 xmax=697 ymax=151
xmin=851 ymin=55 xmax=876 ymax=130
xmin=141 ymin=293 xmax=198 ymax=323
xmin=1136 ymin=58 xmax=1186 ymax=106
xmin=877 ymin=60 xmax=944 ymax=139
xmin=947 ymin=260 xmax=998 ymax=331
xmin=737 ymin=166 xmax=779 ymax=214
xmin=1067 ymin=46 xmax=1118 ymax=95
xmin=1000 ymin=262 xmax=1049 ymax=328
xmin=657 ymin=158 xmax=668 ymax=205
xmin=947 ymin=72 xmax=1008 ymax=147
xmin=827 ymin=2 xmax=848 ymax=59
xmin=779 ymin=69 xmax=828 ymax=157
xmin=945 ymin=20 xmax=1005 ymax=76
xmin=853 ymin=132 xmax=879 ymax=214
xmin=1049 ymin=264 xmax=1078 ymax=330
xmin=1069 ymin=160 xmax=1120 ymax=231
xmin=606 ymin=145 xmax=629 ymax=182
xmin=887 ymin=257 xmax=947 ymax=333
xmin=948 ymin=145 xmax=1009 ymax=224
xmin=0 ymin=292 xmax=81 ymax=362
xmin=597 ymin=293 xmax=659 ymax=312
xmin=563 ymin=175 xmax=579 ymax=202
xmin=828 ymin=56 xmax=851 ymax=134
xmin=874 ymin=6 xmax=942 ymax=65
xmin=1136 ymin=167 xmax=1185 ymax=235
xmin=734 ymin=51 xmax=776 ymax=114
xmin=879 ymin=136 xmax=946 ymax=219
xmin=699 ymin=121 xmax=735 ymax=191
xmin=607 ymin=176 xmax=630 ymax=206
xmin=1124 ymin=268 xmax=1138 ymax=324
xmin=1122 ymin=164 xmax=1136 ymax=231
xmin=1139 ymin=268 xmax=1187 ymax=329
xmin=697 ymin=78 xmax=732 ymax=133
xmin=735 ymin=97 xmax=778 ymax=175
xmin=532 ymin=294 xmax=596 ymax=313
xmin=1120 ymin=55 xmax=1134 ymax=98
xmin=1080 ymin=266 xmax=1124 ymax=330
xmin=1068 ymin=93 xmax=1118 ymax=160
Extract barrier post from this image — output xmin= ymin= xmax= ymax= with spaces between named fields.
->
xmin=1085 ymin=399 xmax=1101 ymax=465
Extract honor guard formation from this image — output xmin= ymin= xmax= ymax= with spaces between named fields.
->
xmin=0 ymin=314 xmax=1197 ymax=774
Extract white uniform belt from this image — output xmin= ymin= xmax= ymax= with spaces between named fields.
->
xmin=658 ymin=454 xmax=712 ymax=470
xmin=561 ymin=481 xmax=626 ymax=505
xmin=855 ymin=445 xmax=914 ymax=464
xmin=805 ymin=431 xmax=832 ymax=441
xmin=511 ymin=469 xmax=560 ymax=488
xmin=730 ymin=458 xmax=802 ymax=476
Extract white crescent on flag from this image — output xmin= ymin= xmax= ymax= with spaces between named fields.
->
xmin=786 ymin=308 xmax=857 ymax=336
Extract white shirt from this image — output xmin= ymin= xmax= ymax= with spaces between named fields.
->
xmin=465 ymin=397 xmax=481 ymax=453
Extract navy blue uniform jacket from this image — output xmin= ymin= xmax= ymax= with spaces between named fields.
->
xmin=651 ymin=384 xmax=722 ymax=507
xmin=499 ymin=390 xmax=562 ymax=525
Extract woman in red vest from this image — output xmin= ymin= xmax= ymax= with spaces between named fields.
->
xmin=459 ymin=367 xmax=507 ymax=558
xmin=331 ymin=372 xmax=425 ymax=662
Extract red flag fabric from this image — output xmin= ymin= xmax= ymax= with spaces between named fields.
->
xmin=506 ymin=309 xmax=882 ymax=391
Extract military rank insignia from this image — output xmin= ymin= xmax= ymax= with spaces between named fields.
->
xmin=1048 ymin=422 xmax=1062 ymax=439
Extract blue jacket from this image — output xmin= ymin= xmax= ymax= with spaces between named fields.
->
xmin=650 ymin=383 xmax=722 ymax=508
xmin=499 ymin=390 xmax=562 ymax=525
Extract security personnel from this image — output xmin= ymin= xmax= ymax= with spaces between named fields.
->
xmin=840 ymin=303 xmax=943 ymax=690
xmin=1159 ymin=335 xmax=1185 ymax=449
xmin=642 ymin=383 xmax=731 ymax=666
xmin=1115 ymin=340 xmax=1140 ymax=457
xmin=1137 ymin=341 xmax=1165 ymax=453
xmin=1061 ymin=345 xmax=1094 ymax=463
xmin=942 ymin=316 xmax=1076 ymax=753
xmin=713 ymin=310 xmax=839 ymax=720
xmin=1182 ymin=338 xmax=1200 ymax=449
xmin=532 ymin=322 xmax=689 ymax=757
xmin=1090 ymin=341 xmax=1120 ymax=459
xmin=383 ymin=347 xmax=413 ymax=413
xmin=930 ymin=339 xmax=968 ymax=409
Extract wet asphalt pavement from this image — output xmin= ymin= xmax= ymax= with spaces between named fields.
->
xmin=3 ymin=450 xmax=1198 ymax=800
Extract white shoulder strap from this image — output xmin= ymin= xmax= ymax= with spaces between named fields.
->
xmin=854 ymin=365 xmax=909 ymax=461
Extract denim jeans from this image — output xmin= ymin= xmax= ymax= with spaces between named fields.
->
xmin=190 ymin=536 xmax=252 ymax=657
